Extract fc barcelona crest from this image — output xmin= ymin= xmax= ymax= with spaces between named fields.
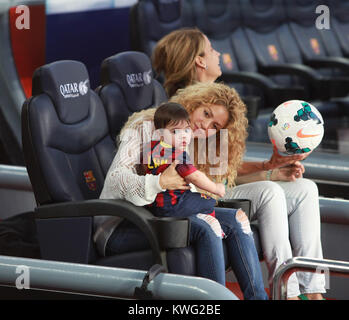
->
xmin=83 ymin=170 xmax=97 ymax=191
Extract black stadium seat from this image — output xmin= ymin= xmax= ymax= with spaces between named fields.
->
xmin=96 ymin=51 xmax=168 ymax=141
xmin=130 ymin=0 xmax=193 ymax=57
xmin=238 ymin=0 xmax=349 ymax=148
xmin=21 ymin=60 xmax=190 ymax=271
xmin=284 ymin=0 xmax=349 ymax=79
xmin=327 ymin=0 xmax=349 ymax=59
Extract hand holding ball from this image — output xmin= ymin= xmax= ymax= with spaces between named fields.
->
xmin=268 ymin=100 xmax=324 ymax=155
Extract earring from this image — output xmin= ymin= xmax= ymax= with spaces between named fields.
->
xmin=203 ymin=64 xmax=208 ymax=70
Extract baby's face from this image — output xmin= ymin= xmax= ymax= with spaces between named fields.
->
xmin=163 ymin=120 xmax=192 ymax=150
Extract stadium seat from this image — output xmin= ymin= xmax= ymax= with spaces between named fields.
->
xmin=322 ymin=0 xmax=349 ymax=59
xmin=187 ymin=0 xmax=306 ymax=110
xmin=21 ymin=60 xmax=190 ymax=272
xmin=240 ymin=0 xmax=347 ymax=101
xmin=238 ymin=0 xmax=349 ymax=148
xmin=96 ymin=51 xmax=168 ymax=141
xmin=284 ymin=0 xmax=349 ymax=78
xmin=130 ymin=0 xmax=194 ymax=57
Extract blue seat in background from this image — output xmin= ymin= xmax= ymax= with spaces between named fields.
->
xmin=97 ymin=51 xmax=168 ymax=141
xmin=284 ymin=0 xmax=349 ymax=77
xmin=186 ymin=0 xmax=306 ymax=116
xmin=239 ymin=0 xmax=349 ymax=149
xmin=323 ymin=0 xmax=349 ymax=59
xmin=130 ymin=0 xmax=193 ymax=57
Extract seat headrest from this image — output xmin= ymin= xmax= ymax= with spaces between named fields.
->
xmin=152 ymin=0 xmax=181 ymax=23
xmin=100 ymin=51 xmax=154 ymax=112
xmin=32 ymin=60 xmax=91 ymax=124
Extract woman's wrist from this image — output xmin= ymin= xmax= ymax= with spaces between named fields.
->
xmin=265 ymin=169 xmax=279 ymax=181
xmin=262 ymin=160 xmax=272 ymax=171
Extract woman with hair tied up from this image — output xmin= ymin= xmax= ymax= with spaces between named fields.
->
xmin=151 ymin=28 xmax=326 ymax=300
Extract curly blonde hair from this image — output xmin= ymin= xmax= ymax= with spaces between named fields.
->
xmin=170 ymin=82 xmax=248 ymax=187
xmin=119 ymin=82 xmax=248 ymax=187
xmin=152 ymin=28 xmax=206 ymax=97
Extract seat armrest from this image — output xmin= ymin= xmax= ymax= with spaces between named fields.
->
xmin=217 ymin=199 xmax=251 ymax=220
xmin=219 ymin=71 xmax=279 ymax=91
xmin=260 ymin=63 xmax=349 ymax=99
xmin=305 ymin=57 xmax=349 ymax=73
xmin=35 ymin=199 xmax=190 ymax=263
xmin=259 ymin=63 xmax=332 ymax=100
xmin=219 ymin=71 xmax=307 ymax=106
xmin=259 ymin=63 xmax=322 ymax=81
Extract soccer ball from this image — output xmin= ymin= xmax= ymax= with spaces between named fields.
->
xmin=268 ymin=100 xmax=324 ymax=155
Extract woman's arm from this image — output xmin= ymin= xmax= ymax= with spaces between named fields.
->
xmin=236 ymin=161 xmax=305 ymax=184
xmin=100 ymin=123 xmax=189 ymax=206
xmin=238 ymin=146 xmax=308 ymax=176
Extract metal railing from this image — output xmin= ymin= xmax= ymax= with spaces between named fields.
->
xmin=272 ymin=256 xmax=349 ymax=300
xmin=0 ymin=255 xmax=238 ymax=300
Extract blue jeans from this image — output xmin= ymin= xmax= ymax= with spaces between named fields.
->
xmin=106 ymin=207 xmax=268 ymax=300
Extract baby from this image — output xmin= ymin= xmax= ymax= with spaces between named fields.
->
xmin=143 ymin=102 xmax=225 ymax=219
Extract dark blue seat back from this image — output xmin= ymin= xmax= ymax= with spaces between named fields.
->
xmin=188 ymin=0 xmax=261 ymax=98
xmin=131 ymin=0 xmax=194 ymax=57
xmin=98 ymin=51 xmax=168 ymax=141
xmin=22 ymin=60 xmax=115 ymax=206
xmin=240 ymin=0 xmax=297 ymax=88
xmin=284 ymin=0 xmax=336 ymax=60
xmin=325 ymin=0 xmax=349 ymax=58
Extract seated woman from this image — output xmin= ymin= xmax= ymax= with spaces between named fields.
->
xmin=152 ymin=28 xmax=326 ymax=300
xmin=95 ymin=82 xmax=268 ymax=300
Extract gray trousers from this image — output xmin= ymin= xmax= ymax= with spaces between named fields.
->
xmin=227 ymin=178 xmax=326 ymax=297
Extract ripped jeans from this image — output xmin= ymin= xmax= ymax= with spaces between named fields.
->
xmin=195 ymin=208 xmax=268 ymax=300
xmin=105 ymin=207 xmax=268 ymax=300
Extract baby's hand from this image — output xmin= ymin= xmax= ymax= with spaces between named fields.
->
xmin=215 ymin=183 xmax=226 ymax=198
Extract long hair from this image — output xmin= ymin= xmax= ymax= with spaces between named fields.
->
xmin=170 ymin=82 xmax=248 ymax=187
xmin=152 ymin=28 xmax=206 ymax=97
xmin=119 ymin=82 xmax=248 ymax=187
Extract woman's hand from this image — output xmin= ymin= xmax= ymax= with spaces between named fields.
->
xmin=265 ymin=146 xmax=309 ymax=170
xmin=215 ymin=183 xmax=226 ymax=198
xmin=159 ymin=160 xmax=191 ymax=190
xmin=271 ymin=161 xmax=305 ymax=182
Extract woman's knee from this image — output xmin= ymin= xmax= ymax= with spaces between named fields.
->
xmin=191 ymin=214 xmax=224 ymax=239
xmin=216 ymin=208 xmax=252 ymax=235
xmin=259 ymin=181 xmax=286 ymax=203
xmin=235 ymin=209 xmax=252 ymax=235
xmin=296 ymin=178 xmax=319 ymax=198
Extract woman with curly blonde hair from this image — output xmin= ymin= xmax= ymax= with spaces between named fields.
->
xmin=150 ymin=27 xmax=327 ymax=300
xmin=97 ymin=81 xmax=269 ymax=300
xmin=170 ymin=81 xmax=248 ymax=187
